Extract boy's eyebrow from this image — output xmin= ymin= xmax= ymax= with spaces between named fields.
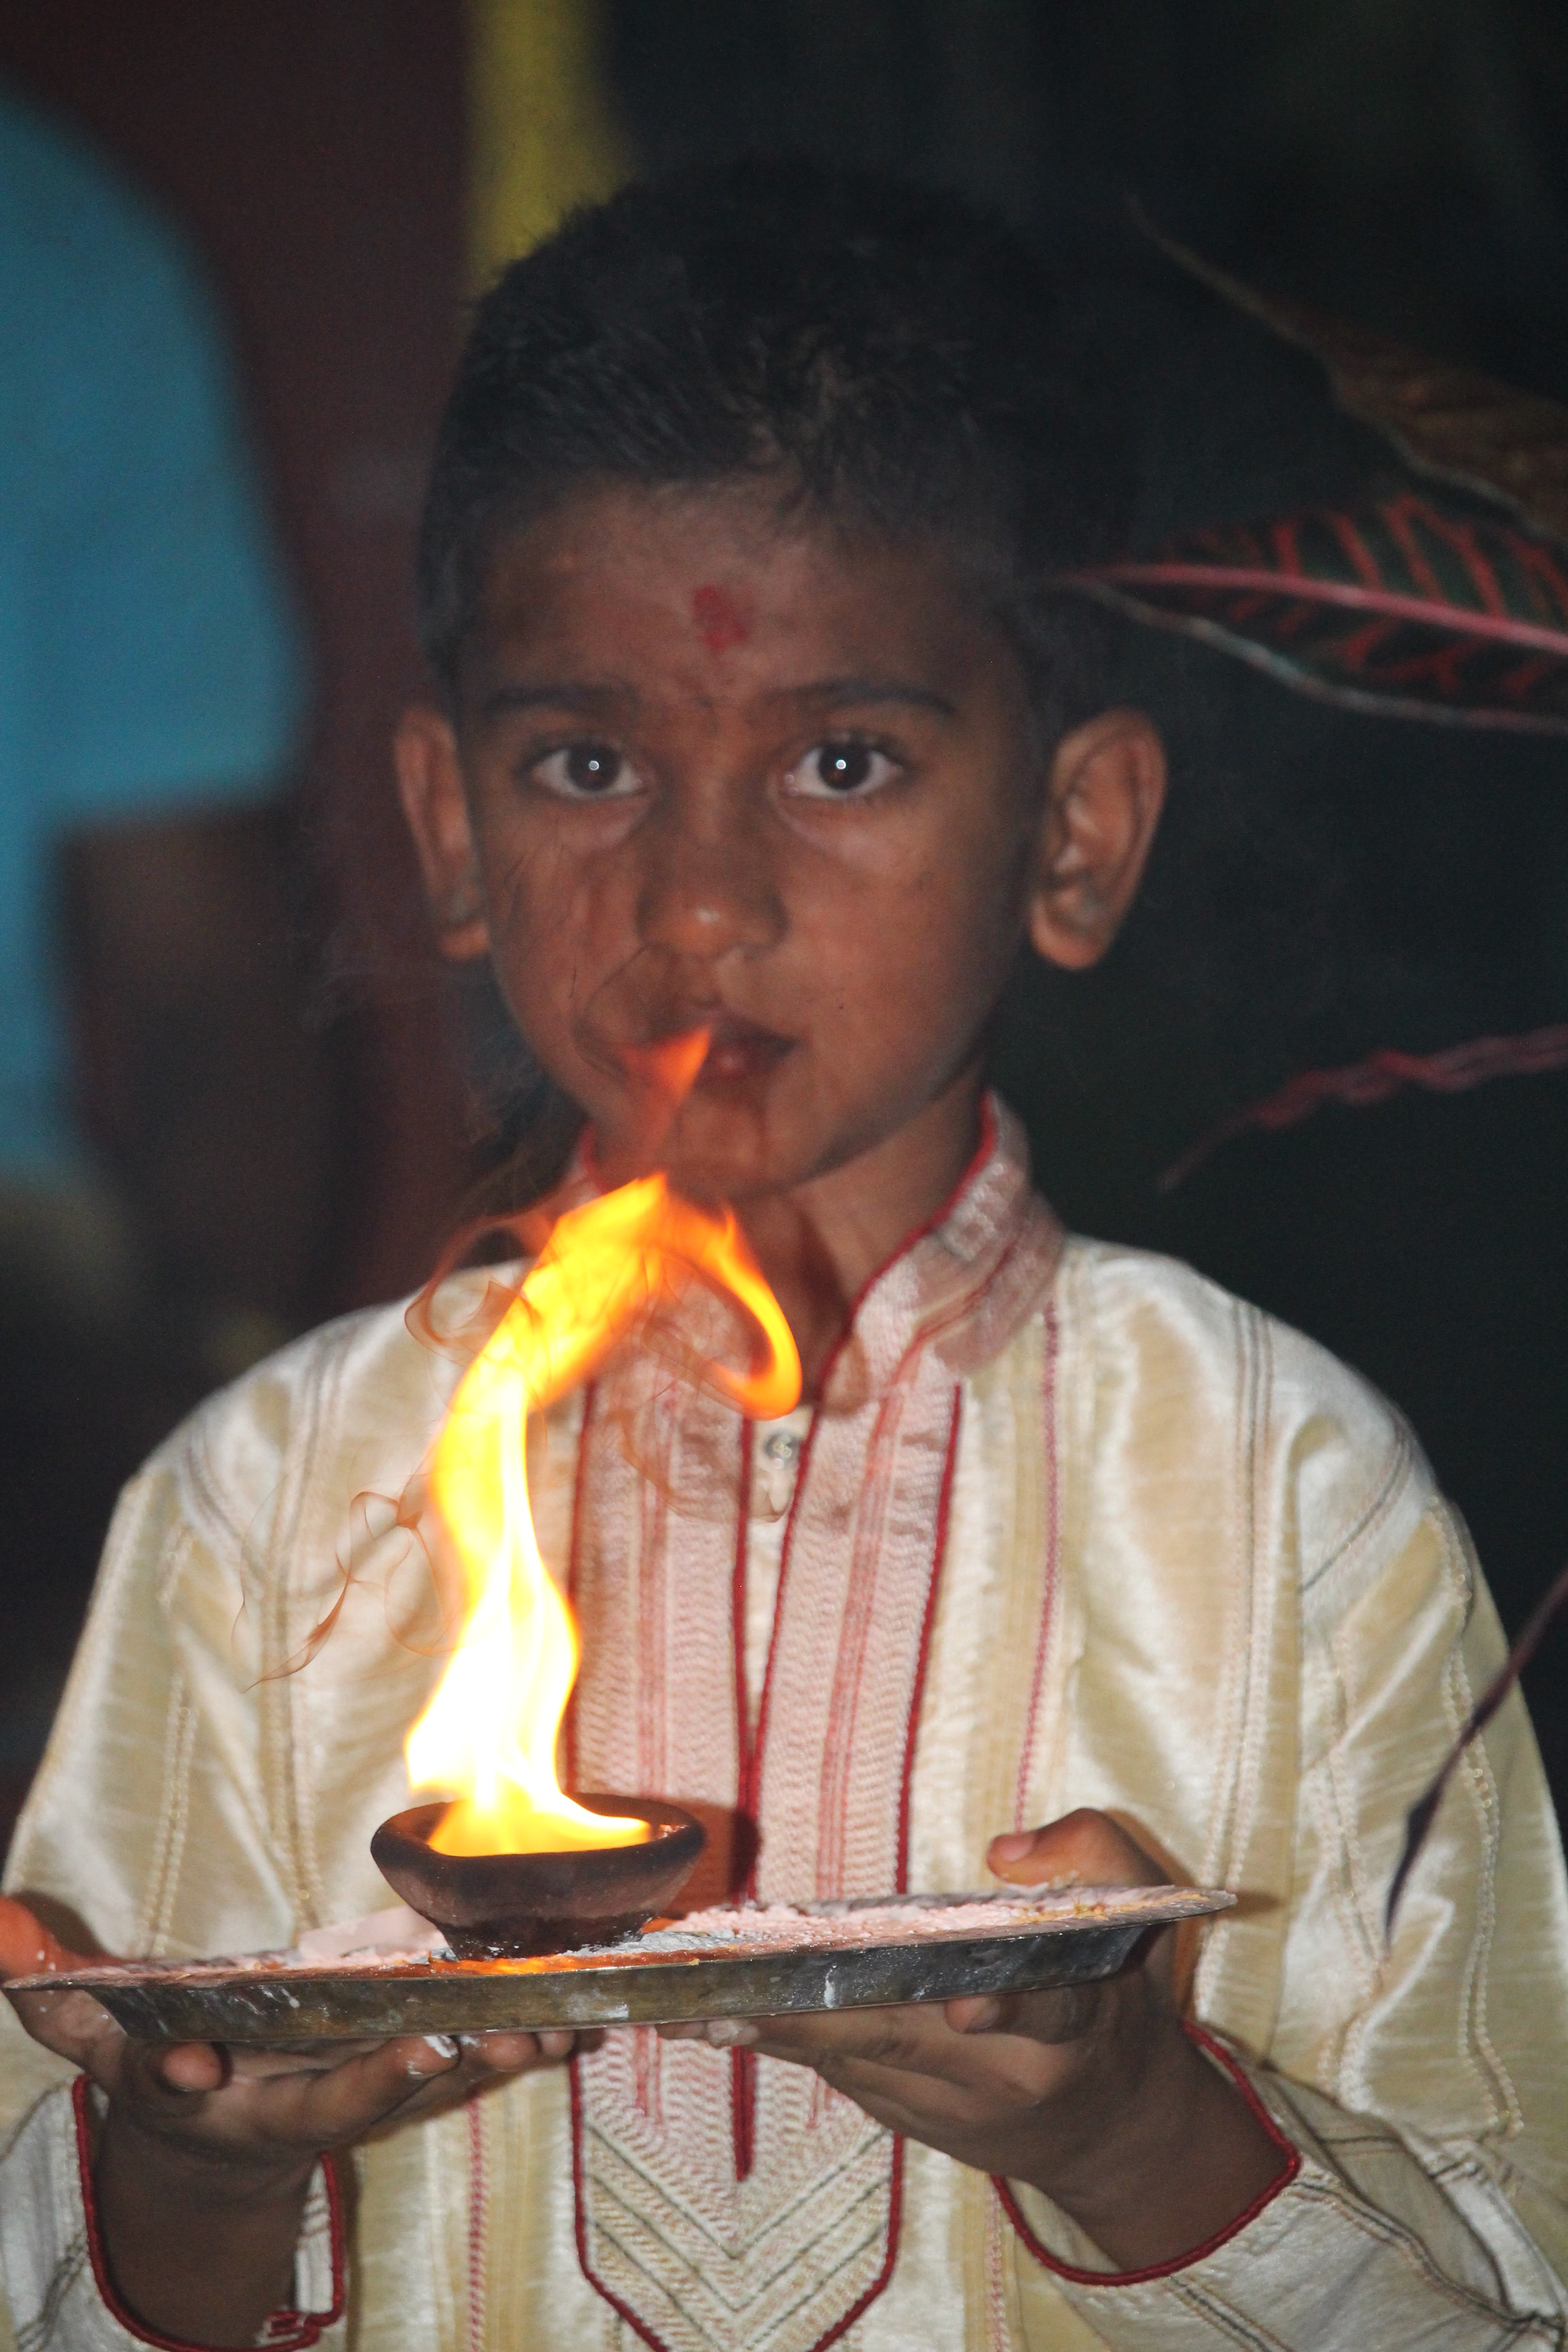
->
xmin=780 ymin=677 xmax=958 ymax=718
xmin=477 ymin=681 xmax=638 ymax=721
xmin=476 ymin=677 xmax=958 ymax=721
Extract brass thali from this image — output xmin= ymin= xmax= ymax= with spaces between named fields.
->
xmin=7 ymin=1886 xmax=1232 ymax=2046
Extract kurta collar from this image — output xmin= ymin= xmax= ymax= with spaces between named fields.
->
xmin=566 ymin=1092 xmax=1062 ymax=1411
xmin=814 ymin=1094 xmax=1063 ymax=1407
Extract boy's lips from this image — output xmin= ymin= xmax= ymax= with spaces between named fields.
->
xmin=689 ymin=1015 xmax=796 ymax=1085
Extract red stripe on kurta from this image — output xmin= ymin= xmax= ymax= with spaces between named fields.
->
xmin=466 ymin=2095 xmax=488 ymax=2352
xmin=994 ymin=2024 xmax=1300 ymax=2286
xmin=1014 ymin=1300 xmax=1060 ymax=1832
xmin=71 ymin=2074 xmax=346 ymax=2350
xmin=896 ymin=1386 xmax=962 ymax=1891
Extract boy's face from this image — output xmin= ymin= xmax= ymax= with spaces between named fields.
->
xmin=402 ymin=481 xmax=1159 ymax=1209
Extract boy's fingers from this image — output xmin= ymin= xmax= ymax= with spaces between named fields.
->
xmin=3 ymin=1901 xmax=142 ymax=2096
xmin=459 ymin=2028 xmax=568 ymax=2068
xmin=117 ymin=2031 xmax=464 ymax=2154
xmin=662 ymin=2008 xmax=995 ymax=2065
xmin=740 ymin=2007 xmax=1075 ymax=2116
xmin=148 ymin=2041 xmax=230 ymax=2094
xmin=666 ymin=2018 xmax=759 ymax=2048
xmin=945 ymin=1983 xmax=1101 ymax=2045
xmin=301 ymin=2028 xmax=581 ymax=2129
xmin=112 ymin=2027 xmax=578 ymax=2165
xmin=7 ymin=1982 xmax=126 ymax=2082
xmin=743 ymin=2006 xmax=960 ymax=2072
xmin=267 ymin=2034 xmax=466 ymax=2140
xmin=685 ymin=1998 xmax=1102 ymax=2099
xmin=224 ymin=2038 xmax=390 ymax=2077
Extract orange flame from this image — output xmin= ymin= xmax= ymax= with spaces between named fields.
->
xmin=406 ymin=1161 xmax=801 ymax=1858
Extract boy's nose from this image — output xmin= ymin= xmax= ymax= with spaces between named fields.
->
xmin=634 ymin=803 xmax=785 ymax=962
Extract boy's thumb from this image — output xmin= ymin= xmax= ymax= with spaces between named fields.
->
xmin=987 ymin=1808 xmax=1164 ymax=1891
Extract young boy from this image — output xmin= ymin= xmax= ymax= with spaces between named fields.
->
xmin=3 ymin=161 xmax=1566 ymax=2352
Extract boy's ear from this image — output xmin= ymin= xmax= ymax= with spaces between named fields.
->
xmin=1026 ymin=709 xmax=1166 ymax=972
xmin=394 ymin=706 xmax=491 ymax=962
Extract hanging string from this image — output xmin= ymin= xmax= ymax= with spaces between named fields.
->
xmin=1386 ymin=1558 xmax=1568 ymax=1940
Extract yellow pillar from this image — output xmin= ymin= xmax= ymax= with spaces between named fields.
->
xmin=466 ymin=0 xmax=631 ymax=289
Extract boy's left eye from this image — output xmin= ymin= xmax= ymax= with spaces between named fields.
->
xmin=783 ymin=741 xmax=900 ymax=800
xmin=528 ymin=742 xmax=643 ymax=798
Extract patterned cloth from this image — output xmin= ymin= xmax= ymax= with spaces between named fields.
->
xmin=3 ymin=1103 xmax=1566 ymax=2349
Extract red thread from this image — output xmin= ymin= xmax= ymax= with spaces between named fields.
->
xmin=71 ymin=2075 xmax=345 ymax=2350
xmin=732 ymin=1416 xmax=757 ymax=1826
xmin=806 ymin=2144 xmax=905 ymax=2352
xmin=745 ymin=1401 xmax=818 ymax=1893
xmin=466 ymin=2096 xmax=488 ymax=2352
xmin=1161 ymin=1022 xmax=1568 ymax=1188
xmin=691 ymin=583 xmax=754 ymax=652
xmin=729 ymin=1410 xmax=759 ymax=2183
xmin=994 ymin=2024 xmax=1300 ymax=2287
xmin=819 ymin=1382 xmax=905 ymax=1890
xmin=895 ymin=1387 xmax=962 ymax=1891
xmin=731 ymin=2045 xmax=757 ymax=2183
xmin=1013 ymin=1298 xmax=1060 ymax=1833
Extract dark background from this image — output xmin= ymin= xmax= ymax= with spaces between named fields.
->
xmin=3 ymin=0 xmax=1566 ymax=1831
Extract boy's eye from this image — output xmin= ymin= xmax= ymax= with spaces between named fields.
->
xmin=784 ymin=741 xmax=899 ymax=800
xmin=529 ymin=743 xmax=642 ymax=799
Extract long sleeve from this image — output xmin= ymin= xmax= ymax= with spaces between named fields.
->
xmin=0 ymin=1450 xmax=337 ymax=2352
xmin=1007 ymin=1488 xmax=1568 ymax=2347
xmin=0 ymin=1305 xmax=436 ymax=2352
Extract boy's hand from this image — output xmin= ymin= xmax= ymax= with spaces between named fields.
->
xmin=1 ymin=1895 xmax=580 ymax=2349
xmin=658 ymin=1812 xmax=1286 ymax=2274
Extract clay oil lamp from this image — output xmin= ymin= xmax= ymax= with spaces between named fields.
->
xmin=372 ymin=1115 xmax=798 ymax=1964
xmin=372 ymin=1795 xmax=705 ymax=1960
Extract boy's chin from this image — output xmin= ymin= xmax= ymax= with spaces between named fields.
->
xmin=576 ymin=1088 xmax=749 ymax=1197
xmin=640 ymin=1084 xmax=804 ymax=1206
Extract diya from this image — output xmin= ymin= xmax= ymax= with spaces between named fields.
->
xmin=373 ymin=1137 xmax=794 ymax=1967
xmin=371 ymin=1794 xmax=706 ymax=1959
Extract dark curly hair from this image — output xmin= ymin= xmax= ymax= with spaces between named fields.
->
xmin=417 ymin=157 xmax=1129 ymax=732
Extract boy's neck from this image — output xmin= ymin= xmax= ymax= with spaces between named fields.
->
xmin=735 ymin=1068 xmax=987 ymax=1397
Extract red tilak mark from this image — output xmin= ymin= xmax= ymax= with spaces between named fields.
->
xmin=691 ymin=584 xmax=753 ymax=653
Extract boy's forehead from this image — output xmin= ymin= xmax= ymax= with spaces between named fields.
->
xmin=465 ymin=480 xmax=1000 ymax=703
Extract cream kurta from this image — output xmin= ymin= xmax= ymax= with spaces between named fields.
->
xmin=3 ymin=1111 xmax=1567 ymax=2350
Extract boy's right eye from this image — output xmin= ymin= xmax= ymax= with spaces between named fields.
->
xmin=528 ymin=743 xmax=642 ymax=799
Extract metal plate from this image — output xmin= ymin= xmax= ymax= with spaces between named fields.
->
xmin=7 ymin=1888 xmax=1232 ymax=2044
